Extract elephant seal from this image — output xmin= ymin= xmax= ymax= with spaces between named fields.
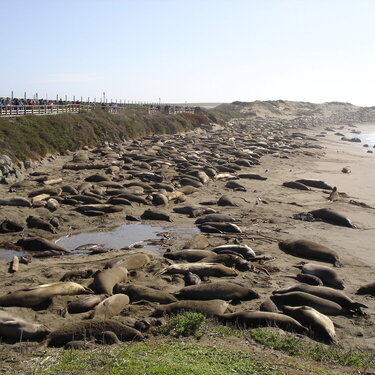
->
xmin=271 ymin=292 xmax=346 ymax=315
xmin=151 ymin=299 xmax=229 ymax=317
xmin=0 ymin=282 xmax=92 ymax=307
xmin=283 ymin=306 xmax=336 ymax=343
xmin=48 ymin=320 xmax=143 ymax=347
xmin=217 ymin=311 xmax=307 ymax=334
xmin=308 ymin=208 xmax=355 ymax=228
xmin=279 ymin=240 xmax=341 ymax=266
xmin=89 ymin=294 xmax=130 ymax=319
xmin=212 ymin=244 xmax=256 ymax=259
xmin=217 ymin=195 xmax=238 ymax=206
xmin=89 ymin=267 xmax=128 ymax=294
xmin=163 ymin=250 xmax=213 ymax=262
xmin=67 ymin=294 xmax=108 ymax=314
xmin=295 ymin=179 xmax=333 ymax=190
xmin=199 ymin=222 xmax=242 ymax=233
xmin=76 ymin=204 xmax=123 ymax=214
xmin=225 ymin=181 xmax=246 ymax=192
xmin=356 ymin=282 xmax=375 ymax=296
xmin=273 ymin=284 xmax=367 ymax=313
xmin=0 ymin=310 xmax=50 ymax=340
xmin=26 ymin=216 xmax=56 ymax=233
xmin=195 ymin=214 xmax=235 ymax=225
xmin=184 ymin=272 xmax=201 ymax=286
xmin=200 ymin=254 xmax=251 ymax=271
xmin=282 ymin=181 xmax=310 ymax=191
xmin=0 ymin=220 xmax=23 ymax=233
xmin=16 ymin=237 xmax=69 ymax=253
xmin=175 ymin=282 xmax=259 ymax=302
xmin=295 ymin=263 xmax=344 ymax=289
xmin=294 ymin=273 xmax=323 ymax=286
xmin=0 ymin=197 xmax=32 ymax=207
xmin=158 ymin=263 xmax=238 ymax=277
xmin=259 ymin=298 xmax=280 ymax=313
xmin=104 ymin=253 xmax=152 ymax=270
xmin=29 ymin=187 xmax=62 ymax=197
xmin=61 ymin=269 xmax=97 ymax=281
xmin=238 ymin=173 xmax=267 ymax=180
xmin=115 ymin=284 xmax=177 ymax=304
xmin=141 ymin=209 xmax=172 ymax=222
xmin=173 ymin=206 xmax=215 ymax=216
xmin=150 ymin=193 xmax=169 ymax=206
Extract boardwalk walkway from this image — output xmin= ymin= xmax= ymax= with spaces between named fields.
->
xmin=0 ymin=103 xmax=199 ymax=117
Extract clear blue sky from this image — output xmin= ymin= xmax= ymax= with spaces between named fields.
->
xmin=2 ymin=0 xmax=375 ymax=105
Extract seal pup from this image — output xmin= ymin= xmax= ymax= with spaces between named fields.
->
xmin=294 ymin=263 xmax=344 ymax=289
xmin=279 ymin=240 xmax=341 ymax=266
xmin=283 ymin=306 xmax=336 ymax=343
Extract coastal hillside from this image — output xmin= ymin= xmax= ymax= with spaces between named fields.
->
xmin=215 ymin=100 xmax=375 ymax=123
xmin=0 ymin=107 xmax=220 ymax=161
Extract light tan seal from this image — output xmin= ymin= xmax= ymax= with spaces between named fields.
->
xmin=0 ymin=282 xmax=92 ymax=307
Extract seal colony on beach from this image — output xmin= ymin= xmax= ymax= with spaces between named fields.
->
xmin=0 ymin=110 xmax=374 ymax=359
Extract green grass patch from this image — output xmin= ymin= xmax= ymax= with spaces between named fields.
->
xmin=37 ymin=341 xmax=284 ymax=375
xmin=156 ymin=312 xmax=206 ymax=337
xmin=250 ymin=328 xmax=375 ymax=370
xmin=0 ymin=107 xmax=221 ymax=161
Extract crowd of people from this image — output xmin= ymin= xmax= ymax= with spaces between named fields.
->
xmin=0 ymin=97 xmax=84 ymax=107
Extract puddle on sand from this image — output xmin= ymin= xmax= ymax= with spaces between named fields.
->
xmin=56 ymin=223 xmax=198 ymax=254
xmin=0 ymin=249 xmax=30 ymax=261
xmin=0 ymin=223 xmax=199 ymax=260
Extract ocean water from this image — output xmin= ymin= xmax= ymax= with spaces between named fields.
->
xmin=348 ymin=130 xmax=375 ymax=146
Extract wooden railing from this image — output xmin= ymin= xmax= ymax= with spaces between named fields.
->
xmin=0 ymin=104 xmax=83 ymax=117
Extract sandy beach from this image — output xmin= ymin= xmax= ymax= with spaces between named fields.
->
xmin=0 ymin=118 xmax=374 ymax=372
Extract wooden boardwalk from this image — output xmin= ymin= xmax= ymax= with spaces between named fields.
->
xmin=0 ymin=103 xmax=199 ymax=117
